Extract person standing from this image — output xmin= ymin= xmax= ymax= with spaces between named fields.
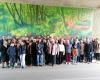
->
xmin=58 ymin=40 xmax=65 ymax=64
xmin=76 ymin=39 xmax=81 ymax=62
xmin=65 ymin=40 xmax=72 ymax=64
xmin=1 ymin=44 xmax=7 ymax=68
xmin=72 ymin=40 xmax=78 ymax=64
xmin=32 ymin=39 xmax=37 ymax=66
xmin=7 ymin=42 xmax=16 ymax=68
xmin=43 ymin=39 xmax=47 ymax=65
xmin=93 ymin=38 xmax=99 ymax=63
xmin=26 ymin=41 xmax=33 ymax=66
xmin=51 ymin=39 xmax=58 ymax=66
xmin=84 ymin=38 xmax=93 ymax=63
xmin=19 ymin=41 xmax=26 ymax=68
xmin=36 ymin=39 xmax=44 ymax=66
xmin=16 ymin=42 xmax=21 ymax=67
xmin=0 ymin=38 xmax=3 ymax=63
xmin=80 ymin=40 xmax=85 ymax=62
xmin=47 ymin=39 xmax=52 ymax=65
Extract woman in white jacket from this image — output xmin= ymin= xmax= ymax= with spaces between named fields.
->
xmin=58 ymin=40 xmax=65 ymax=64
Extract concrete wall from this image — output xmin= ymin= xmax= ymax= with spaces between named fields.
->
xmin=1 ymin=0 xmax=100 ymax=8
xmin=0 ymin=0 xmax=100 ymax=38
xmin=93 ymin=9 xmax=100 ymax=39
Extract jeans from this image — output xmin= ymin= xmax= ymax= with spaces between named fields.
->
xmin=37 ymin=54 xmax=43 ymax=66
xmin=0 ymin=52 xmax=1 ymax=63
xmin=73 ymin=56 xmax=77 ymax=63
xmin=9 ymin=55 xmax=15 ymax=67
xmin=90 ymin=52 xmax=93 ymax=62
xmin=59 ymin=52 xmax=63 ymax=64
xmin=77 ymin=56 xmax=80 ymax=62
xmin=86 ymin=53 xmax=91 ymax=62
xmin=80 ymin=54 xmax=84 ymax=62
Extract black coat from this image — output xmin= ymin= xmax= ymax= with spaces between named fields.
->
xmin=84 ymin=42 xmax=93 ymax=54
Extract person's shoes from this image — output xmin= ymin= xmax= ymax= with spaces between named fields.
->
xmin=2 ymin=66 xmax=5 ymax=68
xmin=21 ymin=66 xmax=24 ymax=69
xmin=7 ymin=65 xmax=10 ymax=68
xmin=52 ymin=64 xmax=54 ymax=67
xmin=11 ymin=67 xmax=14 ymax=69
xmin=87 ymin=62 xmax=90 ymax=64
xmin=39 ymin=65 xmax=43 ymax=67
xmin=21 ymin=66 xmax=25 ymax=69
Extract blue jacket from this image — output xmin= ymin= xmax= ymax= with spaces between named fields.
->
xmin=36 ymin=43 xmax=44 ymax=55
xmin=7 ymin=46 xmax=16 ymax=56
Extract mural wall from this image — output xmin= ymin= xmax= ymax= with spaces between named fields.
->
xmin=0 ymin=3 xmax=94 ymax=37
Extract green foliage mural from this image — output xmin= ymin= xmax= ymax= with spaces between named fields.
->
xmin=0 ymin=3 xmax=95 ymax=37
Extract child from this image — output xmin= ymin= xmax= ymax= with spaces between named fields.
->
xmin=72 ymin=45 xmax=78 ymax=64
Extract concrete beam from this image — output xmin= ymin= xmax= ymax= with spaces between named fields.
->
xmin=0 ymin=0 xmax=100 ymax=8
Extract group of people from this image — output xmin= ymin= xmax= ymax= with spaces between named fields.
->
xmin=0 ymin=36 xmax=100 ymax=68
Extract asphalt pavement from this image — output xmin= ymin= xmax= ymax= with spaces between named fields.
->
xmin=0 ymin=62 xmax=100 ymax=80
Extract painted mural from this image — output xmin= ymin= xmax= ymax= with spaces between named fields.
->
xmin=0 ymin=3 xmax=94 ymax=37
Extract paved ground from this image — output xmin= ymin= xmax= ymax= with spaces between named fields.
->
xmin=0 ymin=62 xmax=100 ymax=80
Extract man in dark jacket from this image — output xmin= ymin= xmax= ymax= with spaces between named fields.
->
xmin=32 ymin=39 xmax=37 ymax=66
xmin=84 ymin=39 xmax=93 ymax=63
xmin=36 ymin=39 xmax=44 ymax=66
xmin=1 ymin=44 xmax=8 ymax=68
xmin=7 ymin=43 xmax=16 ymax=68
xmin=19 ymin=41 xmax=26 ymax=68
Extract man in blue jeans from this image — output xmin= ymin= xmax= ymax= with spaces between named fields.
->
xmin=36 ymin=39 xmax=44 ymax=66
xmin=7 ymin=43 xmax=16 ymax=68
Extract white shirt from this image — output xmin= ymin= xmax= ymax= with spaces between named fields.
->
xmin=58 ymin=44 xmax=65 ymax=52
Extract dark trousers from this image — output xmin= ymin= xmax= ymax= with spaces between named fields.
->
xmin=33 ymin=54 xmax=37 ymax=66
xmin=51 ymin=55 xmax=56 ymax=66
xmin=45 ymin=53 xmax=49 ymax=64
xmin=77 ymin=56 xmax=80 ymax=62
xmin=90 ymin=54 xmax=92 ymax=62
xmin=56 ymin=54 xmax=59 ymax=64
xmin=59 ymin=52 xmax=63 ymax=64
xmin=15 ymin=55 xmax=20 ymax=65
xmin=86 ymin=53 xmax=91 ymax=62
xmin=26 ymin=54 xmax=34 ymax=66
xmin=80 ymin=54 xmax=84 ymax=62
xmin=49 ymin=54 xmax=52 ymax=64
xmin=94 ymin=53 xmax=99 ymax=60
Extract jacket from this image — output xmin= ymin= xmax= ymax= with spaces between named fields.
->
xmin=19 ymin=44 xmax=26 ymax=55
xmin=7 ymin=46 xmax=16 ymax=56
xmin=66 ymin=44 xmax=72 ymax=53
xmin=36 ymin=43 xmax=44 ymax=55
